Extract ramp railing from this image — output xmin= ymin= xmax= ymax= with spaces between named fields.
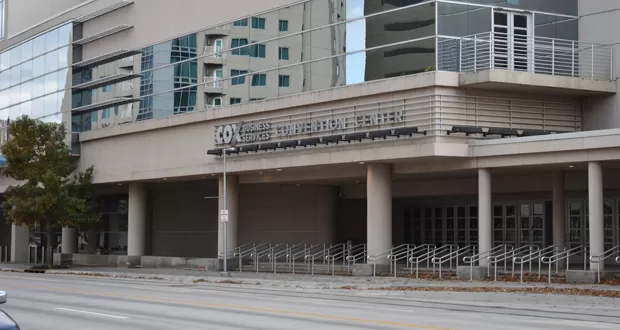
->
xmin=292 ymin=244 xmax=322 ymax=274
xmin=390 ymin=244 xmax=434 ymax=277
xmin=305 ymin=245 xmax=328 ymax=275
xmin=541 ymin=245 xmax=587 ymax=284
xmin=251 ymin=243 xmax=285 ymax=273
xmin=269 ymin=243 xmax=300 ymax=274
xmin=431 ymin=245 xmax=476 ymax=279
xmin=326 ymin=243 xmax=362 ymax=276
xmin=513 ymin=245 xmax=558 ymax=282
xmin=236 ymin=242 xmax=269 ymax=272
xmin=488 ymin=245 xmax=536 ymax=281
xmin=462 ymin=245 xmax=512 ymax=281
xmin=409 ymin=244 xmax=459 ymax=279
xmin=386 ymin=244 xmax=416 ymax=276
xmin=590 ymin=244 xmax=620 ymax=283
xmin=345 ymin=245 xmax=368 ymax=271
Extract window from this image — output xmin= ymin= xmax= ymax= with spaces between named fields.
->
xmin=279 ymin=20 xmax=289 ymax=32
xmin=251 ymin=74 xmax=266 ymax=86
xmin=212 ymin=97 xmax=222 ymax=107
xmin=252 ymin=17 xmax=266 ymax=29
xmin=249 ymin=44 xmax=266 ymax=58
xmin=101 ymin=108 xmax=111 ymax=119
xmin=0 ymin=0 xmax=5 ymax=39
xmin=230 ymin=69 xmax=247 ymax=85
xmin=279 ymin=47 xmax=289 ymax=60
xmin=231 ymin=38 xmax=248 ymax=55
xmin=250 ymin=98 xmax=264 ymax=101
xmin=233 ymin=19 xmax=248 ymax=27
xmin=279 ymin=75 xmax=290 ymax=87
xmin=230 ymin=98 xmax=241 ymax=104
xmin=103 ymin=85 xmax=113 ymax=92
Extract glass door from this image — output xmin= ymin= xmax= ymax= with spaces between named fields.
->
xmin=493 ymin=203 xmax=517 ymax=247
xmin=214 ymin=39 xmax=223 ymax=58
xmin=434 ymin=207 xmax=445 ymax=246
xmin=603 ymin=200 xmax=614 ymax=251
xmin=456 ymin=206 xmax=468 ymax=246
xmin=493 ymin=10 xmax=533 ymax=72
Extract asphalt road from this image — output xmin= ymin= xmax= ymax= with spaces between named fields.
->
xmin=1 ymin=272 xmax=619 ymax=330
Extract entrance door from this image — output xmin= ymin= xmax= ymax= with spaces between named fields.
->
xmin=493 ymin=10 xmax=532 ymax=72
xmin=213 ymin=69 xmax=223 ymax=88
xmin=518 ymin=202 xmax=545 ymax=248
xmin=493 ymin=203 xmax=517 ymax=247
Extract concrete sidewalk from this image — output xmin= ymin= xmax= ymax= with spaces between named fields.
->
xmin=2 ymin=262 xmax=619 ymax=292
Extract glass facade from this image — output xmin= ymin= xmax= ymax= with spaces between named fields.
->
xmin=74 ymin=0 xmax=580 ymax=131
xmin=0 ymin=23 xmax=72 ymax=141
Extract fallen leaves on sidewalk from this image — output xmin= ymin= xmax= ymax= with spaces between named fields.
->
xmin=349 ymin=286 xmax=620 ymax=298
xmin=192 ymin=278 xmax=260 ymax=285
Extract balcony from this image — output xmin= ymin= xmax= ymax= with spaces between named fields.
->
xmin=205 ymin=25 xmax=230 ymax=36
xmin=438 ymin=32 xmax=616 ymax=95
xmin=203 ymin=46 xmax=225 ymax=65
xmin=203 ymin=77 xmax=226 ymax=94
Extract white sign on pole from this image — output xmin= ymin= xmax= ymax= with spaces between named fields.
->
xmin=221 ymin=210 xmax=229 ymax=215
xmin=220 ymin=214 xmax=229 ymax=222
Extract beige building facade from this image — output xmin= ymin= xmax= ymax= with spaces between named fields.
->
xmin=0 ymin=0 xmax=619 ymax=280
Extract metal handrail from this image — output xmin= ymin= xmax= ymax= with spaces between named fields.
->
xmin=463 ymin=245 xmax=512 ymax=281
xmin=325 ymin=243 xmax=347 ymax=265
xmin=291 ymin=244 xmax=321 ymax=274
xmin=235 ymin=242 xmax=269 ymax=273
xmin=590 ymin=244 xmax=620 ymax=283
xmin=346 ymin=246 xmax=368 ymax=265
xmin=513 ymin=245 xmax=558 ymax=282
xmin=305 ymin=245 xmax=328 ymax=275
xmin=220 ymin=241 xmax=255 ymax=259
xmin=285 ymin=243 xmax=308 ymax=271
xmin=366 ymin=244 xmax=412 ymax=277
xmin=541 ymin=245 xmax=588 ymax=284
xmin=488 ymin=245 xmax=536 ymax=281
xmin=409 ymin=244 xmax=455 ymax=279
xmin=252 ymin=243 xmax=285 ymax=273
xmin=386 ymin=244 xmax=416 ymax=275
xmin=268 ymin=244 xmax=295 ymax=273
xmin=327 ymin=244 xmax=363 ymax=276
xmin=389 ymin=244 xmax=426 ymax=277
xmin=431 ymin=245 xmax=476 ymax=279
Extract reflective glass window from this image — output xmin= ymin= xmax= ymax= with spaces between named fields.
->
xmin=57 ymin=68 xmax=68 ymax=91
xmin=31 ymin=76 xmax=45 ymax=98
xmin=58 ymin=46 xmax=69 ymax=69
xmin=20 ymin=81 xmax=32 ymax=102
xmin=21 ymin=100 xmax=32 ymax=118
xmin=279 ymin=20 xmax=288 ymax=32
xmin=32 ymin=56 xmax=45 ymax=78
xmin=0 ymin=89 xmax=8 ymax=108
xmin=45 ymin=28 xmax=59 ymax=52
xmin=58 ymin=24 xmax=72 ymax=47
xmin=9 ymin=105 xmax=18 ymax=119
xmin=44 ymin=93 xmax=58 ymax=116
xmin=32 ymin=96 xmax=45 ymax=119
xmin=45 ymin=50 xmax=59 ymax=72
xmin=9 ymin=65 xmax=20 ymax=86
xmin=230 ymin=97 xmax=241 ymax=104
xmin=45 ymin=71 xmax=58 ymax=94
xmin=279 ymin=75 xmax=290 ymax=87
xmin=279 ymin=47 xmax=289 ymax=60
xmin=20 ymin=60 xmax=33 ymax=82
xmin=231 ymin=70 xmax=247 ymax=85
xmin=233 ymin=19 xmax=248 ymax=27
xmin=251 ymin=74 xmax=267 ymax=86
xmin=33 ymin=35 xmax=46 ymax=57
xmin=0 ymin=69 xmax=9 ymax=90
xmin=248 ymin=44 xmax=266 ymax=58
xmin=58 ymin=91 xmax=66 ymax=112
xmin=21 ymin=40 xmax=33 ymax=62
xmin=0 ymin=51 xmax=9 ymax=71
xmin=231 ymin=39 xmax=249 ymax=55
xmin=10 ymin=46 xmax=21 ymax=67
xmin=9 ymin=86 xmax=20 ymax=105
xmin=252 ymin=17 xmax=266 ymax=29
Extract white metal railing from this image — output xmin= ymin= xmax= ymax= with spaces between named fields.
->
xmin=513 ymin=245 xmax=558 ymax=283
xmin=431 ymin=245 xmax=476 ymax=279
xmin=203 ymin=46 xmax=224 ymax=59
xmin=541 ymin=245 xmax=588 ymax=284
xmin=203 ymin=77 xmax=225 ymax=88
xmin=438 ymin=32 xmax=613 ymax=81
xmin=463 ymin=245 xmax=512 ymax=281
xmin=488 ymin=245 xmax=537 ymax=281
xmin=590 ymin=244 xmax=620 ymax=283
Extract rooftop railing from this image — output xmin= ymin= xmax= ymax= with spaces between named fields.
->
xmin=438 ymin=32 xmax=613 ymax=81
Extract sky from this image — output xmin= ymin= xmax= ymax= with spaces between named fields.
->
xmin=345 ymin=0 xmax=366 ymax=84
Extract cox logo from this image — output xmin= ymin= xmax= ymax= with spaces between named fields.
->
xmin=215 ymin=123 xmax=240 ymax=145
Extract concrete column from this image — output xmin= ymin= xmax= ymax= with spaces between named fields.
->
xmin=61 ymin=227 xmax=77 ymax=254
xmin=367 ymin=164 xmax=392 ymax=265
xmin=11 ymin=224 xmax=29 ymax=263
xmin=128 ymin=183 xmax=147 ymax=266
xmin=218 ymin=175 xmax=238 ymax=258
xmin=317 ymin=186 xmax=338 ymax=245
xmin=552 ymin=171 xmax=566 ymax=266
xmin=588 ymin=162 xmax=604 ymax=271
xmin=478 ymin=168 xmax=492 ymax=267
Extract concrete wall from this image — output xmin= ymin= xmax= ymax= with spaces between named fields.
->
xmin=5 ymin=0 xmax=87 ymax=39
xmin=579 ymin=0 xmax=620 ymax=131
xmin=238 ymin=184 xmax=337 ymax=245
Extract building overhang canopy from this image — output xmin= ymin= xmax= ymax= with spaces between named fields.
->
xmin=74 ymin=1 xmax=134 ymax=23
xmin=72 ymin=98 xmax=140 ymax=114
xmin=73 ymin=50 xmax=142 ymax=70
xmin=72 ymin=73 xmax=141 ymax=91
xmin=73 ymin=25 xmax=133 ymax=45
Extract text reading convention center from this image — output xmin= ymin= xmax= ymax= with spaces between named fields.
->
xmin=0 ymin=0 xmax=620 ymax=282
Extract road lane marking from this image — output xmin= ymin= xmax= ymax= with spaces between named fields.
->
xmin=55 ymin=308 xmax=129 ymax=319
xmin=24 ymin=285 xmax=451 ymax=330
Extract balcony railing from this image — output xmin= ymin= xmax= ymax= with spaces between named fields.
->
xmin=438 ymin=32 xmax=613 ymax=81
xmin=203 ymin=77 xmax=225 ymax=88
xmin=203 ymin=46 xmax=224 ymax=59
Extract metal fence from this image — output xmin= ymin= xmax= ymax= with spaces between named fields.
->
xmin=438 ymin=32 xmax=613 ymax=81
